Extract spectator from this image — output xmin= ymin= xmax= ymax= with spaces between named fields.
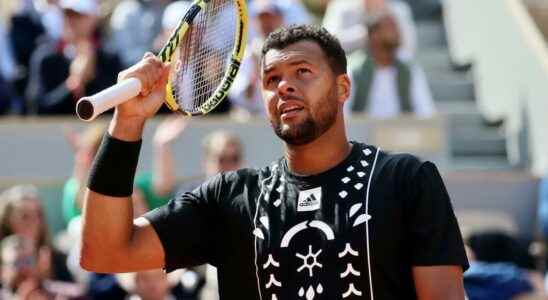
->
xmin=464 ymin=237 xmax=548 ymax=300
xmin=25 ymin=0 xmax=122 ymax=115
xmin=322 ymin=0 xmax=416 ymax=59
xmin=177 ymin=130 xmax=244 ymax=194
xmin=229 ymin=0 xmax=285 ymax=117
xmin=347 ymin=9 xmax=435 ymax=118
xmin=0 ymin=185 xmax=73 ymax=283
xmin=109 ymin=0 xmax=170 ymax=67
xmin=467 ymin=231 xmax=536 ymax=270
xmin=0 ymin=235 xmax=85 ymax=299
xmin=201 ymin=130 xmax=243 ymax=177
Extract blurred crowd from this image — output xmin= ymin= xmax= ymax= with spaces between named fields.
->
xmin=2 ymin=0 xmax=548 ymax=300
xmin=0 ymin=116 xmax=245 ymax=299
xmin=0 ymin=0 xmax=435 ymax=119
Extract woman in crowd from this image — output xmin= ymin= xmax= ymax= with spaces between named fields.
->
xmin=0 ymin=184 xmax=73 ymax=283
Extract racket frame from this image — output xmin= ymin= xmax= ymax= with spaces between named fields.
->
xmin=162 ymin=0 xmax=248 ymax=116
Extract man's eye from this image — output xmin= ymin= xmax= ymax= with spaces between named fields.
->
xmin=267 ymin=76 xmax=280 ymax=85
xmin=298 ymin=68 xmax=311 ymax=75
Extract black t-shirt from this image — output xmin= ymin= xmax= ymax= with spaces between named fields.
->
xmin=145 ymin=142 xmax=469 ymax=300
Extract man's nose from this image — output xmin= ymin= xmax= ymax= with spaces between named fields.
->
xmin=277 ymin=79 xmax=296 ymax=95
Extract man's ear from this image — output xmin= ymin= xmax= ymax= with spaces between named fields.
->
xmin=336 ymin=74 xmax=351 ymax=104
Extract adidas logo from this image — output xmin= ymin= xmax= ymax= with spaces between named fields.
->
xmin=301 ymin=194 xmax=318 ymax=206
xmin=297 ymin=187 xmax=322 ymax=212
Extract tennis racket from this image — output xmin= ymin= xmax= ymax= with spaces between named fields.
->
xmin=76 ymin=0 xmax=248 ymax=121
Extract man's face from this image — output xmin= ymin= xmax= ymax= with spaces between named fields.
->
xmin=63 ymin=10 xmax=97 ymax=41
xmin=370 ymin=15 xmax=401 ymax=51
xmin=9 ymin=199 xmax=43 ymax=243
xmin=261 ymin=41 xmax=340 ymax=145
xmin=205 ymin=142 xmax=242 ymax=175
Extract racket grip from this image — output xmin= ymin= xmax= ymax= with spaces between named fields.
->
xmin=76 ymin=78 xmax=142 ymax=121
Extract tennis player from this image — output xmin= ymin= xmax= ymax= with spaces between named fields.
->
xmin=80 ymin=25 xmax=468 ymax=300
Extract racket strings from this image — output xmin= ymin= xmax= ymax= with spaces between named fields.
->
xmin=172 ymin=0 xmax=236 ymax=113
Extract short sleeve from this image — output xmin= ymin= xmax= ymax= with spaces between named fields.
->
xmin=406 ymin=162 xmax=469 ymax=271
xmin=143 ymin=174 xmax=224 ymax=272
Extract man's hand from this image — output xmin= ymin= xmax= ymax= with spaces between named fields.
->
xmin=115 ymin=52 xmax=170 ymax=121
xmin=108 ymin=53 xmax=171 ymax=141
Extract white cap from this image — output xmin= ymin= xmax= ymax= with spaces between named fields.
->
xmin=162 ymin=1 xmax=192 ymax=30
xmin=60 ymin=0 xmax=100 ymax=16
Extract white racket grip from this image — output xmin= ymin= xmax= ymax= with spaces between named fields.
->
xmin=76 ymin=78 xmax=143 ymax=121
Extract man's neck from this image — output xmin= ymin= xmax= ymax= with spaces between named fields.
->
xmin=284 ymin=119 xmax=351 ymax=176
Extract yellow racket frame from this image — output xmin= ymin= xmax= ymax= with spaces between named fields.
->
xmin=159 ymin=0 xmax=248 ymax=116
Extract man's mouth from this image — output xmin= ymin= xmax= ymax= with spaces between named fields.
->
xmin=280 ymin=105 xmax=304 ymax=120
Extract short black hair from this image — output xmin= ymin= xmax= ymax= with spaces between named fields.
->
xmin=261 ymin=24 xmax=347 ymax=75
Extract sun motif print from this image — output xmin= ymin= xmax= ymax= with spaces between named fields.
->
xmin=253 ymin=147 xmax=379 ymax=300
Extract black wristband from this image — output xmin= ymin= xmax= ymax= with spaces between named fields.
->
xmin=87 ymin=133 xmax=142 ymax=197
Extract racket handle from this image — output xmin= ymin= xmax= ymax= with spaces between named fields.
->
xmin=76 ymin=78 xmax=142 ymax=121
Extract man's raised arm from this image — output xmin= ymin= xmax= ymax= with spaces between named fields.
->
xmin=80 ymin=53 xmax=170 ymax=273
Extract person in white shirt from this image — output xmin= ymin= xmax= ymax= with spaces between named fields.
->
xmin=347 ymin=9 xmax=435 ymax=119
xmin=322 ymin=0 xmax=416 ymax=60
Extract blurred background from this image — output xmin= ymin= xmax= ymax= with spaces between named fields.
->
xmin=1 ymin=0 xmax=548 ymax=299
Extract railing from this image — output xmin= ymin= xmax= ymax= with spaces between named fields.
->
xmin=444 ymin=0 xmax=548 ymax=176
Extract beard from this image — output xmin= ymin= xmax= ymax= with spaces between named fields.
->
xmin=271 ymin=89 xmax=339 ymax=146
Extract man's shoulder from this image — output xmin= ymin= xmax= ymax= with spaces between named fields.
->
xmin=352 ymin=142 xmax=427 ymax=177
xmin=377 ymin=150 xmax=424 ymax=169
